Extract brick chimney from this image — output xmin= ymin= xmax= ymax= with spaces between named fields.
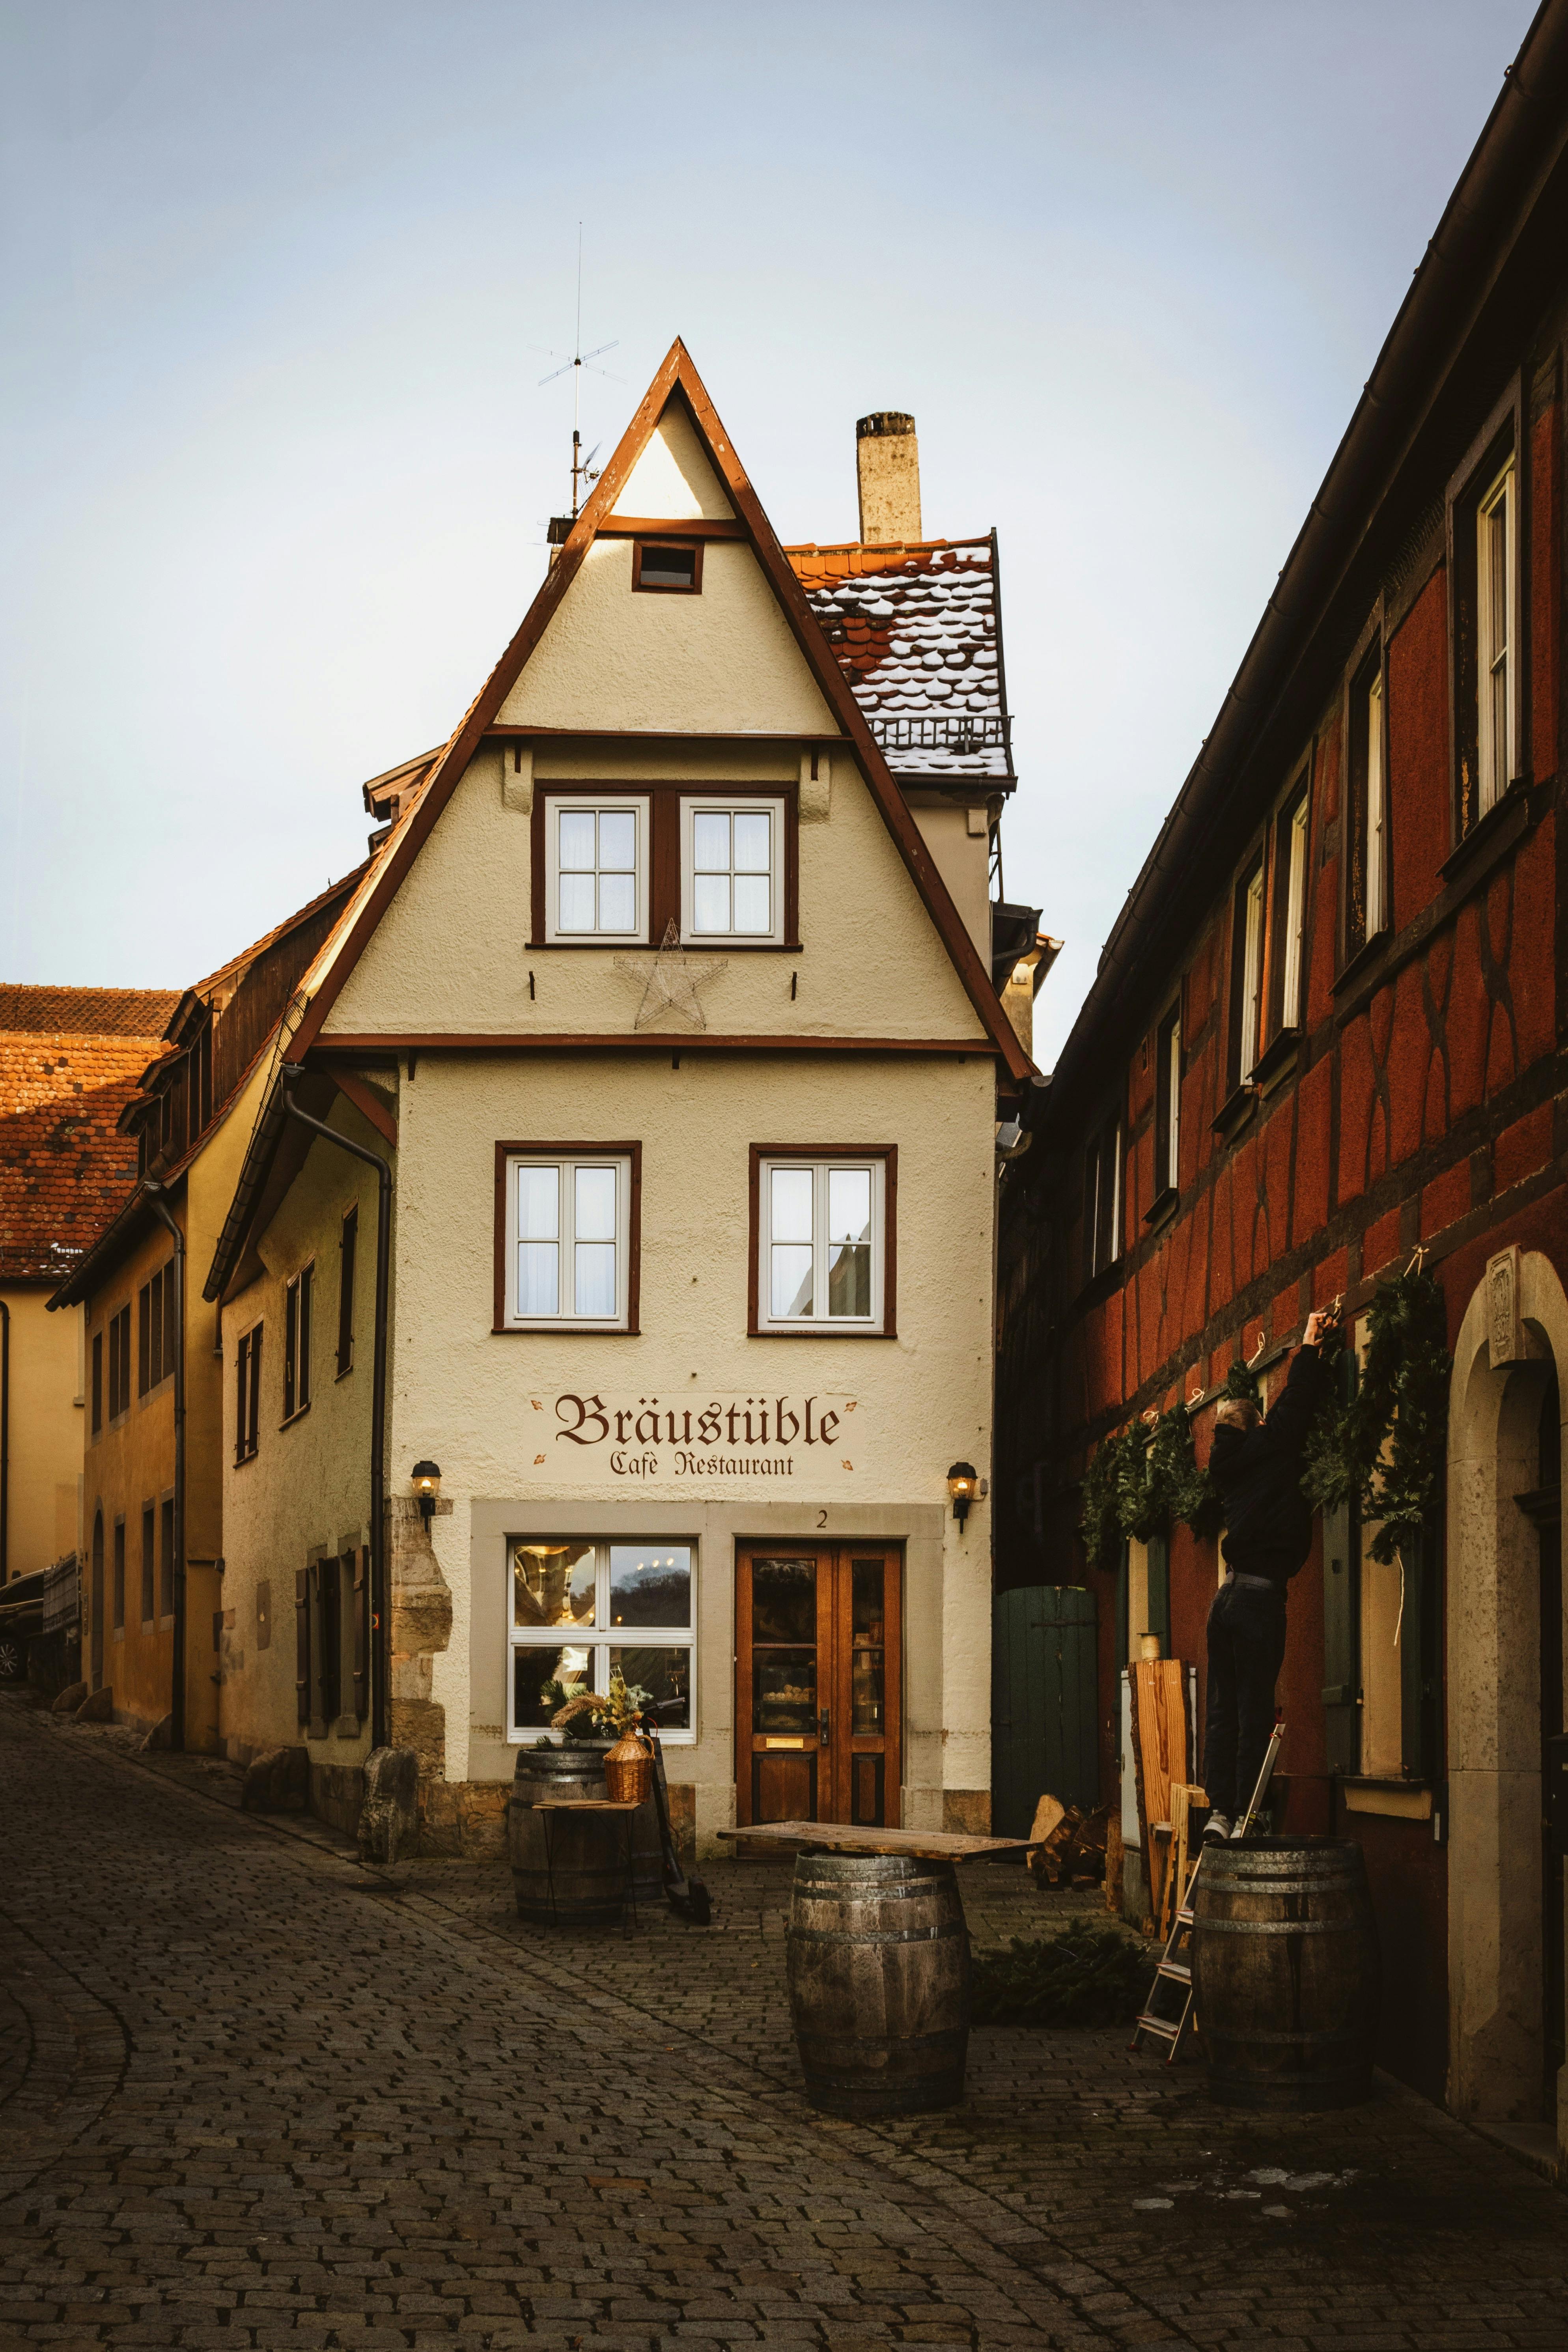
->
xmin=856 ymin=411 xmax=922 ymax=544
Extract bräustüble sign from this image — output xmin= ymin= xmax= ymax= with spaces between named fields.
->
xmin=538 ymin=1393 xmax=858 ymax=1479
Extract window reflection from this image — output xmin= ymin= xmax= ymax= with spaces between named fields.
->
xmin=609 ymin=1546 xmax=692 ymax=1628
xmin=513 ymin=1542 xmax=595 ymax=1628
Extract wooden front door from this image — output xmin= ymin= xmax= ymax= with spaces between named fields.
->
xmin=735 ymin=1547 xmax=901 ymax=1828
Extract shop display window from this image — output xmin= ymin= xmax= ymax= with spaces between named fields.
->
xmin=508 ymin=1538 xmax=694 ymax=1743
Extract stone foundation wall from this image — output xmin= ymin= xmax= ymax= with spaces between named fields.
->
xmin=311 ymin=1761 xmax=367 ymax=1839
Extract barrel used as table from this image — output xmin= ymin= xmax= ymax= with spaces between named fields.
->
xmin=1191 ymin=1837 xmax=1381 ymax=2110
xmin=509 ymin=1746 xmax=661 ymax=1925
xmin=785 ymin=1849 xmax=972 ymax=2118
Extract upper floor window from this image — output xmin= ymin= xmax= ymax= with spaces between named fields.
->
xmin=107 ymin=1303 xmax=132 ymax=1422
xmin=1154 ymin=1008 xmax=1181 ymax=1200
xmin=1083 ymin=1119 xmax=1122 ymax=1276
xmin=91 ymin=1332 xmax=103 ymax=1437
xmin=235 ymin=1323 xmax=262 ymax=1464
xmin=751 ymin=1151 xmax=892 ymax=1335
xmin=1230 ymin=855 xmax=1265 ymax=1087
xmin=336 ymin=1207 xmax=357 ymax=1378
xmin=683 ymin=800 xmax=784 ymax=943
xmin=1346 ymin=653 xmax=1386 ymax=959
xmin=500 ymin=1150 xmax=637 ymax=1331
xmin=1271 ymin=783 xmax=1310 ymax=1032
xmin=545 ymin=798 xmax=648 ymax=941
xmin=283 ymin=1264 xmax=313 ymax=1423
xmin=1476 ymin=456 xmax=1516 ymax=817
xmin=633 ymin=539 xmax=702 ymax=594
xmin=137 ymin=1261 xmax=176 ymax=1398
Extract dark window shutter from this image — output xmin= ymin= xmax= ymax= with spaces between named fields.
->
xmin=1400 ymin=1524 xmax=1438 ymax=1780
xmin=338 ymin=1209 xmax=357 ymax=1376
xmin=352 ymin=1549 xmax=369 ymax=1719
xmin=138 ymin=1284 xmax=150 ymax=1396
xmin=295 ymin=1566 xmax=310 ymax=1726
xmin=1145 ymin=1532 xmax=1170 ymax=1660
xmin=92 ymin=1334 xmax=103 ymax=1435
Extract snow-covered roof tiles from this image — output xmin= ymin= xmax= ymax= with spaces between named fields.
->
xmin=786 ymin=536 xmax=1013 ymax=787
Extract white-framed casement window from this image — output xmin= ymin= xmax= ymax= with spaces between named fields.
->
xmin=1155 ymin=1008 xmax=1181 ymax=1196
xmin=503 ymin=1152 xmax=632 ymax=1328
xmin=508 ymin=1538 xmax=694 ymax=1743
xmin=1236 ymin=860 xmax=1265 ymax=1082
xmin=1477 ymin=456 xmax=1516 ymax=815
xmin=681 ymin=798 xmax=784 ymax=943
xmin=1278 ymin=790 xmax=1310 ymax=1028
xmin=758 ymin=1155 xmax=885 ymax=1330
xmin=545 ymin=797 xmax=648 ymax=941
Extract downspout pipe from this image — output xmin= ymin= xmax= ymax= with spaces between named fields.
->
xmin=279 ymin=1067 xmax=392 ymax=1751
xmin=142 ymin=1185 xmax=186 ymax=1748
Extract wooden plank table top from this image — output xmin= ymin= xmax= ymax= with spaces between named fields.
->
xmin=530 ymin=1799 xmax=641 ymax=1813
xmin=716 ymin=1822 xmax=1035 ymax=1861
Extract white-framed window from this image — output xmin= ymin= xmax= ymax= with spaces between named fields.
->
xmin=1279 ymin=791 xmax=1310 ymax=1027
xmin=508 ymin=1539 xmax=694 ymax=1743
xmin=1365 ymin=671 xmax=1387 ymax=936
xmin=545 ymin=796 xmax=648 ymax=941
xmin=1477 ymin=456 xmax=1516 ymax=815
xmin=1237 ymin=861 xmax=1265 ymax=1081
xmin=681 ymin=797 xmax=784 ymax=944
xmin=1155 ymin=1008 xmax=1181 ymax=1195
xmin=503 ymin=1153 xmax=632 ymax=1328
xmin=758 ymin=1156 xmax=885 ymax=1330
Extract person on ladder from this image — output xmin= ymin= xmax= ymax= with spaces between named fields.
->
xmin=1202 ymin=1304 xmax=1340 ymax=1844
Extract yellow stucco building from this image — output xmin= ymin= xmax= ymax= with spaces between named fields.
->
xmin=203 ymin=346 xmax=1036 ymax=1852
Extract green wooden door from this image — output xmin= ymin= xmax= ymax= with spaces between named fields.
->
xmin=992 ymin=1584 xmax=1100 ymax=1835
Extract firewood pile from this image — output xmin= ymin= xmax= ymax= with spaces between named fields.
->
xmin=1027 ymin=1793 xmax=1113 ymax=1888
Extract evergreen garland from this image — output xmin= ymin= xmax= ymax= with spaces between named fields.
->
xmin=1301 ymin=1267 xmax=1449 ymax=1562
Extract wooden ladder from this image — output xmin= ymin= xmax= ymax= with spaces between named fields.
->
xmin=1130 ymin=1717 xmax=1285 ymax=2063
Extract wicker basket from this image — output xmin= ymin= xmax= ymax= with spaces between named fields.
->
xmin=603 ymin=1730 xmax=652 ymax=1805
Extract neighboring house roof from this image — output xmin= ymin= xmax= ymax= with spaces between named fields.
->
xmin=0 ymin=1004 xmax=177 ymax=1282
xmin=0 ymin=986 xmax=180 ymax=1040
xmin=785 ymin=536 xmax=1013 ymax=788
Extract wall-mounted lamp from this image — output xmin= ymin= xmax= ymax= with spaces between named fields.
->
xmin=947 ymin=1462 xmax=979 ymax=1526
xmin=411 ymin=1460 xmax=442 ymax=1528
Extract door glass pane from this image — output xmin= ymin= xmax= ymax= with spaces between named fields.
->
xmin=513 ymin=1642 xmax=594 ymax=1728
xmin=574 ymin=1242 xmax=616 ymax=1317
xmin=754 ymin=1647 xmax=816 ymax=1734
xmin=613 ymin=1645 xmax=691 ymax=1730
xmin=513 ymin=1542 xmax=596 ymax=1628
xmin=518 ymin=1166 xmax=559 ymax=1238
xmin=852 ymin=1559 xmax=885 ymax=1734
xmin=574 ymin=1166 xmax=616 ymax=1240
xmin=609 ymin=1546 xmax=691 ymax=1628
xmin=693 ymin=811 xmax=729 ymax=870
xmin=517 ymin=1242 xmax=559 ymax=1316
xmin=752 ymin=1557 xmax=815 ymax=1643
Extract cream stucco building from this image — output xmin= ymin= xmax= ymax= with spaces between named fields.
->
xmin=203 ymin=345 xmax=1036 ymax=1853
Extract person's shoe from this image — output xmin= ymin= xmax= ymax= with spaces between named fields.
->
xmin=1230 ymin=1814 xmax=1251 ymax=1839
xmin=1202 ymin=1813 xmax=1232 ymax=1843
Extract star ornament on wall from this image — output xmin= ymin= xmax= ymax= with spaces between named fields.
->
xmin=615 ymin=920 xmax=728 ymax=1031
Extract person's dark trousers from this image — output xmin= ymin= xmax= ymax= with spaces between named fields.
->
xmin=1202 ymin=1574 xmax=1288 ymax=1820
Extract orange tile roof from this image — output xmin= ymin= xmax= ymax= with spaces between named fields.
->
xmin=0 ymin=986 xmax=180 ymax=1040
xmin=0 ymin=1015 xmax=175 ymax=1282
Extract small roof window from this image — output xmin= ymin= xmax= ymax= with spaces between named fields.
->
xmin=634 ymin=539 xmax=702 ymax=594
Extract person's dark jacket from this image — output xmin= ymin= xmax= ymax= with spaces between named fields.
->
xmin=1209 ymin=1343 xmax=1331 ymax=1588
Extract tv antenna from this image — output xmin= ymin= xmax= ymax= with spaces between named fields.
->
xmin=538 ymin=226 xmax=621 ymax=518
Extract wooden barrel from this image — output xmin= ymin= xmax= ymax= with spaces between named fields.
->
xmin=508 ymin=1746 xmax=661 ymax=1925
xmin=1191 ymin=1838 xmax=1381 ymax=2110
xmin=785 ymin=1851 xmax=971 ymax=2117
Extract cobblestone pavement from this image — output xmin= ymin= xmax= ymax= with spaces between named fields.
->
xmin=2 ymin=1694 xmax=1566 ymax=2351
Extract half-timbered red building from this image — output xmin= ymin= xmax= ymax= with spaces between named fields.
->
xmin=998 ymin=2 xmax=1568 ymax=2165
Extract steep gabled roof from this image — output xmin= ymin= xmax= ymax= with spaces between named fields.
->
xmin=284 ymin=341 xmax=1032 ymax=1083
xmin=786 ymin=536 xmax=1014 ymax=789
xmin=0 ymin=1001 xmax=176 ymax=1282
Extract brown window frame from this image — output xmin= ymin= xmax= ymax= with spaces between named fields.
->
xmin=107 ymin=1303 xmax=132 ymax=1421
xmin=492 ymin=1142 xmax=643 ymax=1336
xmin=1152 ymin=1005 xmax=1182 ymax=1210
xmin=632 ymin=538 xmax=704 ymax=594
xmin=159 ymin=1494 xmax=175 ymax=1621
xmin=1447 ymin=377 xmax=1525 ymax=845
xmin=529 ymin=779 xmax=801 ymax=950
xmin=112 ymin=1515 xmax=126 ymax=1633
xmin=91 ymin=1332 xmax=103 ymax=1437
xmin=747 ymin=1145 xmax=897 ymax=1338
xmin=141 ymin=1503 xmax=156 ymax=1628
xmin=282 ymin=1263 xmax=313 ymax=1425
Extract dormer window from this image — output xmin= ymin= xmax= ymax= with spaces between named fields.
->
xmin=633 ymin=539 xmax=702 ymax=594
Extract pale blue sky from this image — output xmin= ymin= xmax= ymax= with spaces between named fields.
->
xmin=0 ymin=0 xmax=1538 ymax=1061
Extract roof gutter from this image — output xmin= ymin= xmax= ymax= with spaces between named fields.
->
xmin=1049 ymin=0 xmax=1568 ymax=1110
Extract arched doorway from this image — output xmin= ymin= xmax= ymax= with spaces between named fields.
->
xmin=90 ymin=1511 xmax=105 ymax=1688
xmin=1447 ymin=1250 xmax=1568 ymax=2156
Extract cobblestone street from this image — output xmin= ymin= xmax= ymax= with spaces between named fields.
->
xmin=2 ymin=1694 xmax=1566 ymax=2352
